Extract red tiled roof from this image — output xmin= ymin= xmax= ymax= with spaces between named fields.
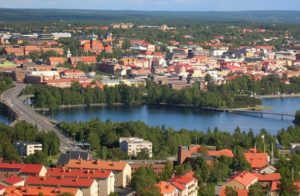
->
xmin=253 ymin=173 xmax=281 ymax=182
xmin=0 ymin=184 xmax=5 ymax=190
xmin=231 ymin=171 xmax=257 ymax=187
xmin=47 ymin=168 xmax=112 ymax=179
xmin=271 ymin=181 xmax=280 ymax=192
xmin=207 ymin=149 xmax=234 ymax=158
xmin=81 ymin=56 xmax=97 ymax=63
xmin=219 ymin=186 xmax=249 ymax=196
xmin=170 ymin=181 xmax=185 ymax=191
xmin=26 ymin=176 xmax=94 ymax=188
xmin=244 ymin=150 xmax=269 ymax=169
xmin=20 ymin=164 xmax=44 ymax=174
xmin=0 ymin=163 xmax=43 ymax=174
xmin=156 ymin=181 xmax=176 ymax=195
xmin=4 ymin=186 xmax=80 ymax=196
xmin=65 ymin=159 xmax=128 ymax=171
xmin=169 ymin=171 xmax=196 ymax=186
xmin=3 ymin=175 xmax=24 ymax=185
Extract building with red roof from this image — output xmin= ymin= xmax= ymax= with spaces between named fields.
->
xmin=47 ymin=57 xmax=65 ymax=66
xmin=63 ymin=159 xmax=131 ymax=188
xmin=68 ymin=56 xmax=97 ymax=67
xmin=224 ymin=171 xmax=258 ymax=191
xmin=156 ymin=181 xmax=177 ymax=196
xmin=219 ymin=186 xmax=249 ymax=196
xmin=207 ymin=149 xmax=234 ymax=158
xmin=61 ymin=69 xmax=86 ymax=79
xmin=26 ymin=176 xmax=97 ymax=196
xmin=0 ymin=163 xmax=47 ymax=177
xmin=244 ymin=148 xmax=270 ymax=171
xmin=168 ymin=171 xmax=198 ymax=196
xmin=0 ymin=184 xmax=6 ymax=195
xmin=47 ymin=168 xmax=114 ymax=196
xmin=4 ymin=186 xmax=83 ymax=196
xmin=1 ymin=175 xmax=25 ymax=186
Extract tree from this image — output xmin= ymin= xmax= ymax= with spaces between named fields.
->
xmin=136 ymin=148 xmax=150 ymax=160
xmin=249 ymin=183 xmax=264 ymax=196
xmin=231 ymin=147 xmax=251 ymax=172
xmin=131 ymin=167 xmax=161 ymax=196
xmin=294 ymin=110 xmax=300 ymax=126
xmin=225 ymin=187 xmax=238 ymax=196
xmin=160 ymin=161 xmax=173 ymax=181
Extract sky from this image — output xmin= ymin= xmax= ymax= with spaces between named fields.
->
xmin=0 ymin=0 xmax=300 ymax=11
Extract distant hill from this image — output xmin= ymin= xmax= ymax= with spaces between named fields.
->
xmin=0 ymin=9 xmax=300 ymax=24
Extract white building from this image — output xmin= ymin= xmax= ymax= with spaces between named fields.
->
xmin=51 ymin=32 xmax=72 ymax=40
xmin=119 ymin=137 xmax=153 ymax=158
xmin=13 ymin=141 xmax=42 ymax=156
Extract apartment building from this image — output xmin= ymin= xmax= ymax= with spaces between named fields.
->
xmin=47 ymin=168 xmax=115 ymax=196
xmin=13 ymin=141 xmax=42 ymax=156
xmin=63 ymin=159 xmax=131 ymax=188
xmin=119 ymin=137 xmax=153 ymax=158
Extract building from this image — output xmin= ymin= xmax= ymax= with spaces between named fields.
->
xmin=0 ymin=163 xmax=47 ymax=177
xmin=223 ymin=171 xmax=258 ymax=191
xmin=63 ymin=159 xmax=131 ymax=188
xmin=68 ymin=56 xmax=97 ymax=67
xmin=61 ymin=69 xmax=86 ymax=79
xmin=51 ymin=32 xmax=72 ymax=40
xmin=47 ymin=168 xmax=115 ymax=196
xmin=57 ymin=151 xmax=91 ymax=166
xmin=169 ymin=171 xmax=198 ymax=196
xmin=244 ymin=148 xmax=270 ymax=171
xmin=0 ymin=175 xmax=25 ymax=186
xmin=123 ymin=160 xmax=169 ymax=175
xmin=156 ymin=181 xmax=178 ymax=196
xmin=47 ymin=57 xmax=66 ymax=66
xmin=4 ymin=186 xmax=83 ymax=196
xmin=13 ymin=141 xmax=42 ymax=156
xmin=26 ymin=176 xmax=98 ymax=196
xmin=119 ymin=137 xmax=153 ymax=158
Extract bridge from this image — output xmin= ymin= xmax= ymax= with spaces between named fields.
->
xmin=223 ymin=108 xmax=295 ymax=120
xmin=0 ymin=83 xmax=77 ymax=153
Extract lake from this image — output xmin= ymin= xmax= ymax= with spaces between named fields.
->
xmin=40 ymin=97 xmax=300 ymax=134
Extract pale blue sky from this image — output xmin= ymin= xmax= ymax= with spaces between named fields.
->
xmin=0 ymin=0 xmax=300 ymax=11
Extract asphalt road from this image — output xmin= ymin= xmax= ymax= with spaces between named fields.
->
xmin=0 ymin=83 xmax=75 ymax=152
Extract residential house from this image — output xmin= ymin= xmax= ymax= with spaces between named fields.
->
xmin=13 ymin=141 xmax=42 ymax=156
xmin=0 ymin=163 xmax=47 ymax=177
xmin=47 ymin=57 xmax=65 ymax=66
xmin=223 ymin=171 xmax=258 ymax=190
xmin=156 ymin=181 xmax=178 ymax=196
xmin=244 ymin=148 xmax=270 ymax=171
xmin=68 ymin=56 xmax=97 ymax=67
xmin=26 ymin=176 xmax=98 ymax=196
xmin=0 ymin=175 xmax=25 ymax=187
xmin=169 ymin=171 xmax=198 ymax=196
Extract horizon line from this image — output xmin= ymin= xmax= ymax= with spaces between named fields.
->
xmin=0 ymin=7 xmax=300 ymax=12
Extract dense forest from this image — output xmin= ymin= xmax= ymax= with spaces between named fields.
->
xmin=22 ymin=75 xmax=300 ymax=110
xmin=0 ymin=121 xmax=60 ymax=164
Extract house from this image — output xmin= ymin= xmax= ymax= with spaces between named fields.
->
xmin=47 ymin=57 xmax=65 ymax=66
xmin=223 ymin=171 xmax=258 ymax=190
xmin=123 ymin=160 xmax=169 ymax=175
xmin=61 ymin=69 xmax=86 ymax=79
xmin=244 ymin=148 xmax=270 ymax=171
xmin=47 ymin=168 xmax=115 ymax=196
xmin=4 ymin=186 xmax=83 ymax=196
xmin=207 ymin=149 xmax=234 ymax=158
xmin=177 ymin=145 xmax=202 ymax=164
xmin=13 ymin=141 xmax=43 ymax=156
xmin=68 ymin=56 xmax=97 ymax=67
xmin=26 ymin=176 xmax=98 ymax=196
xmin=156 ymin=181 xmax=177 ymax=196
xmin=4 ymin=47 xmax=24 ymax=56
xmin=252 ymin=173 xmax=281 ymax=191
xmin=0 ymin=175 xmax=25 ymax=186
xmin=119 ymin=137 xmax=153 ymax=158
xmin=81 ymin=37 xmax=105 ymax=55
xmin=0 ymin=163 xmax=47 ymax=177
xmin=63 ymin=159 xmax=131 ymax=188
xmin=169 ymin=171 xmax=198 ymax=196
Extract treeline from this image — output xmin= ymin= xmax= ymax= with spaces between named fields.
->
xmin=22 ymin=82 xmax=144 ymax=110
xmin=57 ymin=118 xmax=300 ymax=159
xmin=210 ymin=75 xmax=300 ymax=95
xmin=0 ymin=121 xmax=60 ymax=164
xmin=23 ymin=79 xmax=262 ymax=110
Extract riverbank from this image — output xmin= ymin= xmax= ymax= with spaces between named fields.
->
xmin=254 ymin=93 xmax=300 ymax=99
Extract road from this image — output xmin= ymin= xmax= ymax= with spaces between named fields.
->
xmin=0 ymin=83 xmax=75 ymax=152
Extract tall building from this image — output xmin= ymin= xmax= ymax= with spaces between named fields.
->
xmin=119 ymin=137 xmax=153 ymax=158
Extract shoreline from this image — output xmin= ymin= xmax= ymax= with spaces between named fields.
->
xmin=254 ymin=93 xmax=300 ymax=99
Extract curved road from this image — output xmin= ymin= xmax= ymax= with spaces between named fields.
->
xmin=0 ymin=83 xmax=75 ymax=152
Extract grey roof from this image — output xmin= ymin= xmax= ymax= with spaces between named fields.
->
xmin=57 ymin=151 xmax=89 ymax=166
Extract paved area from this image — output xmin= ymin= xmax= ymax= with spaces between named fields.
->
xmin=0 ymin=83 xmax=75 ymax=152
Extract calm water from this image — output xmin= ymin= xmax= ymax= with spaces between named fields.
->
xmin=41 ymin=97 xmax=300 ymax=134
